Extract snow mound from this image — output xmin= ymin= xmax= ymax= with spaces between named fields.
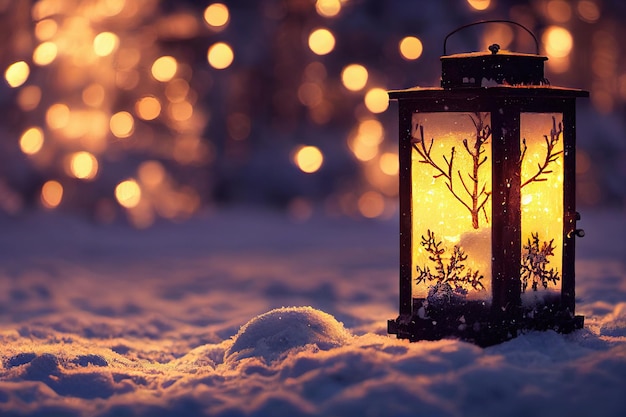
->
xmin=225 ymin=307 xmax=350 ymax=363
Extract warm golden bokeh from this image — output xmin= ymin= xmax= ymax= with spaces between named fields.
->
xmin=207 ymin=42 xmax=234 ymax=69
xmin=315 ymin=0 xmax=342 ymax=17
xmin=204 ymin=3 xmax=229 ymax=28
xmin=294 ymin=146 xmax=324 ymax=173
xmin=115 ymin=179 xmax=142 ymax=208
xmin=19 ymin=127 xmax=45 ymax=155
xmin=467 ymin=0 xmax=491 ymax=11
xmin=69 ymin=151 xmax=99 ymax=180
xmin=33 ymin=42 xmax=58 ymax=66
xmin=41 ymin=180 xmax=63 ymax=209
xmin=399 ymin=36 xmax=423 ymax=60
xmin=17 ymin=85 xmax=42 ymax=111
xmin=357 ymin=191 xmax=385 ymax=218
xmin=364 ymin=88 xmax=389 ymax=113
xmin=93 ymin=32 xmax=119 ymax=57
xmin=110 ymin=111 xmax=134 ymax=138
xmin=135 ymin=96 xmax=161 ymax=120
xmin=46 ymin=103 xmax=70 ymax=130
xmin=151 ymin=56 xmax=178 ymax=82
xmin=341 ymin=64 xmax=368 ymax=91
xmin=5 ymin=61 xmax=30 ymax=87
xmin=308 ymin=28 xmax=335 ymax=55
xmin=543 ymin=26 xmax=573 ymax=58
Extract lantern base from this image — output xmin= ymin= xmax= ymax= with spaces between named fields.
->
xmin=388 ymin=298 xmax=584 ymax=347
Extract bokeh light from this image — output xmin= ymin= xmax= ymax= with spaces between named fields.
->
xmin=358 ymin=191 xmax=385 ymax=218
xmin=19 ymin=127 xmax=44 ymax=155
xmin=135 ymin=96 xmax=161 ymax=120
xmin=115 ymin=179 xmax=142 ymax=209
xmin=364 ymin=88 xmax=389 ymax=113
xmin=5 ymin=61 xmax=30 ymax=87
xmin=294 ymin=146 xmax=324 ymax=173
xmin=93 ymin=32 xmax=119 ymax=57
xmin=316 ymin=0 xmax=341 ymax=17
xmin=467 ymin=0 xmax=491 ymax=11
xmin=543 ymin=26 xmax=573 ymax=58
xmin=69 ymin=151 xmax=98 ymax=180
xmin=41 ymin=180 xmax=63 ymax=209
xmin=33 ymin=42 xmax=58 ymax=66
xmin=110 ymin=111 xmax=134 ymax=138
xmin=308 ymin=28 xmax=335 ymax=55
xmin=341 ymin=64 xmax=368 ymax=91
xmin=204 ymin=3 xmax=230 ymax=28
xmin=399 ymin=36 xmax=423 ymax=60
xmin=151 ymin=56 xmax=178 ymax=82
xmin=207 ymin=42 xmax=234 ymax=69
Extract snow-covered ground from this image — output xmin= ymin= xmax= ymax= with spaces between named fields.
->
xmin=0 ymin=207 xmax=624 ymax=417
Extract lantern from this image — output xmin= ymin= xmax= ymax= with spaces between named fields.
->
xmin=387 ymin=21 xmax=588 ymax=346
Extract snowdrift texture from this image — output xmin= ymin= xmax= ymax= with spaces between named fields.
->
xmin=0 ymin=208 xmax=625 ymax=417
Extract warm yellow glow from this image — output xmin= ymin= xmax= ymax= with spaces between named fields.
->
xmin=294 ymin=146 xmax=324 ymax=173
xmin=46 ymin=103 xmax=70 ymax=129
xmin=364 ymin=88 xmax=389 ymax=113
xmin=315 ymin=0 xmax=341 ymax=17
xmin=151 ymin=56 xmax=178 ymax=82
xmin=82 ymin=84 xmax=106 ymax=107
xmin=207 ymin=42 xmax=234 ymax=69
xmin=5 ymin=61 xmax=30 ymax=88
xmin=136 ymin=96 xmax=161 ymax=120
xmin=481 ymin=23 xmax=514 ymax=51
xmin=69 ymin=151 xmax=98 ymax=180
xmin=33 ymin=42 xmax=58 ymax=66
xmin=93 ymin=32 xmax=119 ymax=57
xmin=577 ymin=0 xmax=600 ymax=23
xmin=412 ymin=112 xmax=492 ymax=298
xmin=115 ymin=179 xmax=142 ymax=208
xmin=35 ymin=19 xmax=58 ymax=41
xmin=520 ymin=113 xmax=563 ymax=288
xmin=17 ymin=85 xmax=42 ymax=111
xmin=41 ymin=180 xmax=63 ymax=209
xmin=358 ymin=191 xmax=385 ymax=218
xmin=399 ymin=36 xmax=423 ymax=60
xmin=19 ymin=127 xmax=44 ymax=155
xmin=110 ymin=111 xmax=134 ymax=138
xmin=138 ymin=160 xmax=165 ymax=188
xmin=204 ymin=3 xmax=229 ymax=28
xmin=341 ymin=64 xmax=368 ymax=91
xmin=543 ymin=26 xmax=573 ymax=58
xmin=379 ymin=152 xmax=398 ymax=176
xmin=308 ymin=28 xmax=335 ymax=56
xmin=467 ymin=0 xmax=491 ymax=10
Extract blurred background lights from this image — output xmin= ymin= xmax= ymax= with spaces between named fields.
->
xmin=399 ymin=36 xmax=423 ymax=60
xmin=93 ymin=32 xmax=119 ymax=57
xmin=17 ymin=86 xmax=42 ymax=111
xmin=41 ymin=180 xmax=63 ymax=209
xmin=33 ymin=42 xmax=58 ymax=66
xmin=315 ymin=0 xmax=342 ymax=17
xmin=577 ymin=0 xmax=600 ymax=23
xmin=151 ymin=56 xmax=177 ymax=82
xmin=82 ymin=84 xmax=105 ymax=107
xmin=207 ymin=42 xmax=234 ymax=69
xmin=379 ymin=152 xmax=399 ymax=176
xmin=543 ymin=26 xmax=573 ymax=58
xmin=115 ymin=179 xmax=142 ymax=209
xmin=69 ymin=151 xmax=98 ymax=180
xmin=294 ymin=146 xmax=324 ymax=173
xmin=35 ymin=18 xmax=58 ymax=40
xmin=136 ymin=96 xmax=161 ymax=120
xmin=110 ymin=111 xmax=134 ymax=138
xmin=5 ymin=61 xmax=30 ymax=87
xmin=204 ymin=3 xmax=229 ymax=28
xmin=364 ymin=88 xmax=389 ymax=113
xmin=308 ymin=28 xmax=335 ymax=55
xmin=357 ymin=191 xmax=385 ymax=218
xmin=467 ymin=0 xmax=491 ymax=11
xmin=341 ymin=64 xmax=368 ymax=91
xmin=46 ymin=103 xmax=70 ymax=130
xmin=19 ymin=127 xmax=44 ymax=155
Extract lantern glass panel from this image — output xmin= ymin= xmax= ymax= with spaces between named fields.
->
xmin=520 ymin=112 xmax=564 ymax=304
xmin=411 ymin=112 xmax=492 ymax=302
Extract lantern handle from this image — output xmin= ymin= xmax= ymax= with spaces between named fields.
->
xmin=443 ymin=20 xmax=540 ymax=56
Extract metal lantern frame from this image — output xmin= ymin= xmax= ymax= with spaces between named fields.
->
xmin=387 ymin=21 xmax=588 ymax=346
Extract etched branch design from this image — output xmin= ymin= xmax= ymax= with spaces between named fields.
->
xmin=412 ymin=113 xmax=491 ymax=229
xmin=520 ymin=116 xmax=563 ymax=189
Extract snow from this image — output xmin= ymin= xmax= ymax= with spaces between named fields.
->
xmin=0 ymin=207 xmax=625 ymax=416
